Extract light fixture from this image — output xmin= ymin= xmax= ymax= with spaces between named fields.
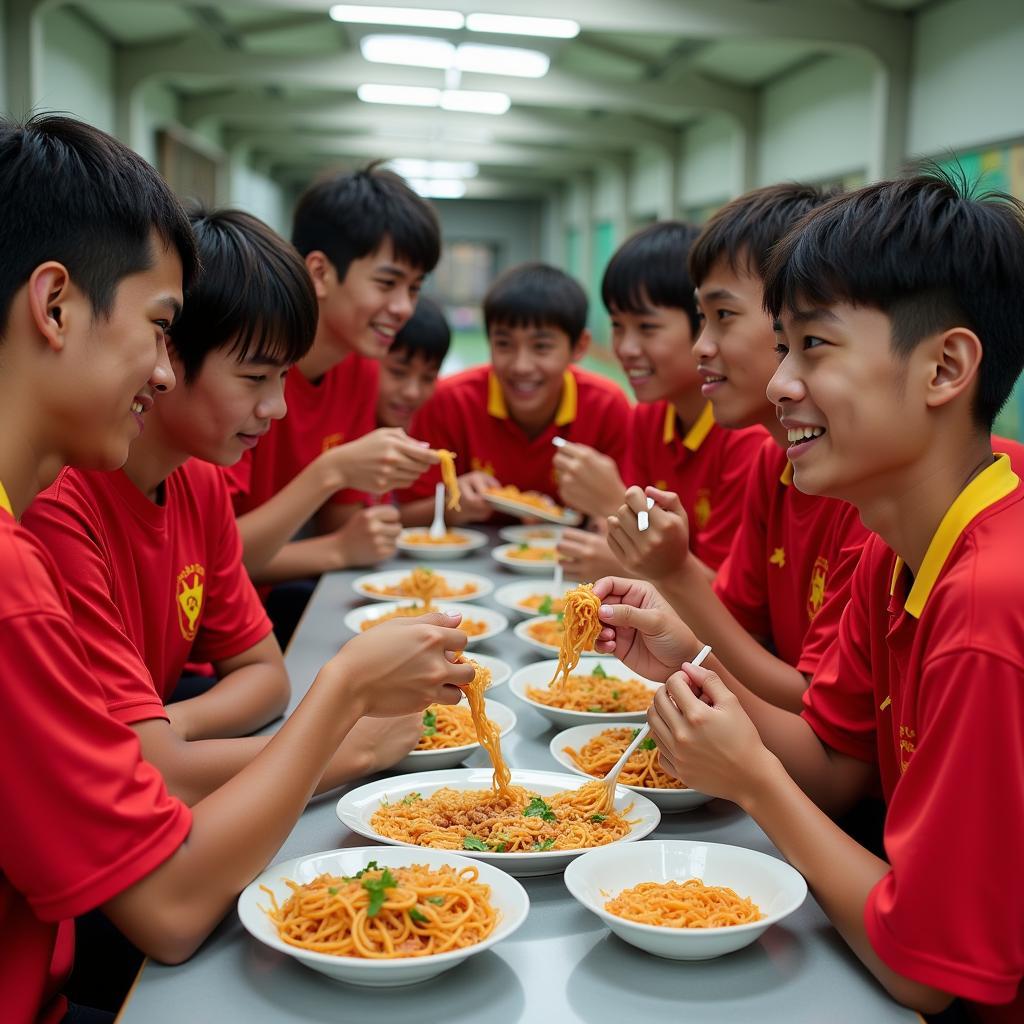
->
xmin=409 ymin=178 xmax=467 ymax=199
xmin=440 ymin=89 xmax=510 ymax=114
xmin=465 ymin=13 xmax=580 ymax=38
xmin=356 ymin=83 xmax=441 ymax=107
xmin=360 ymin=35 xmax=549 ymax=78
xmin=390 ymin=158 xmax=479 ymax=179
xmin=329 ymin=5 xmax=463 ymax=30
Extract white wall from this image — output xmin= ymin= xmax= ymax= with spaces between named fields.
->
xmin=681 ymin=114 xmax=742 ymax=209
xmin=909 ymin=0 xmax=1024 ymax=157
xmin=629 ymin=145 xmax=672 ymax=220
xmin=231 ymin=161 xmax=289 ymax=235
xmin=757 ymin=53 xmax=873 ymax=185
xmin=431 ymin=197 xmax=542 ymax=273
xmin=39 ymin=7 xmax=115 ymax=133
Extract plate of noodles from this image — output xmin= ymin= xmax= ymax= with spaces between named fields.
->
xmin=508 ymin=658 xmax=659 ymax=729
xmin=483 ymin=485 xmax=582 ymax=526
xmin=491 ymin=542 xmax=560 ymax=575
xmin=493 ymin=581 xmax=575 ymax=620
xmin=563 ymin=840 xmax=807 ymax=961
xmin=352 ymin=567 xmax=493 ymax=604
xmin=343 ymin=602 xmax=508 ymax=645
xmin=238 ymin=845 xmax=529 ymax=986
xmin=396 ymin=528 xmax=488 ymax=561
xmin=336 ymin=768 xmax=660 ymax=877
xmin=512 ymin=616 xmax=603 ymax=660
xmin=549 ymin=724 xmax=714 ymax=813
xmin=395 ymin=697 xmax=517 ymax=772
xmin=498 ymin=524 xmax=562 ymax=544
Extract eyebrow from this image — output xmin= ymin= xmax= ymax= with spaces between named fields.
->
xmin=787 ymin=306 xmax=842 ymax=326
xmin=159 ymin=296 xmax=183 ymax=321
xmin=699 ymin=288 xmax=740 ymax=303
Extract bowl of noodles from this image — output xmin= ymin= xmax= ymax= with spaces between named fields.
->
xmin=238 ymin=846 xmax=529 ymax=986
xmin=336 ymin=767 xmax=661 ymax=878
xmin=508 ymin=658 xmax=658 ymax=729
xmin=513 ymin=615 xmax=604 ymax=658
xmin=491 ymin=542 xmax=561 ymax=575
xmin=343 ymin=602 xmax=508 ymax=645
xmin=483 ymin=486 xmax=582 ymax=526
xmin=549 ymin=724 xmax=714 ymax=813
xmin=498 ymin=524 xmax=562 ymax=544
xmin=563 ymin=840 xmax=807 ymax=961
xmin=493 ymin=581 xmax=574 ymax=620
xmin=395 ymin=697 xmax=518 ymax=772
xmin=396 ymin=528 xmax=488 ymax=560
xmin=352 ymin=567 xmax=493 ymax=604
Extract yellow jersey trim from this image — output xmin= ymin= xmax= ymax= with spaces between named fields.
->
xmin=487 ymin=369 xmax=578 ymax=427
xmin=780 ymin=461 xmax=794 ymax=486
xmin=0 ymin=480 xmax=11 ymax=516
xmin=487 ymin=371 xmax=508 ymax=419
xmin=889 ymin=454 xmax=1019 ymax=618
xmin=682 ymin=402 xmax=716 ymax=451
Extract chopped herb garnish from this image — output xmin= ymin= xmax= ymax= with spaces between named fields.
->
xmin=427 ymin=896 xmax=446 ymax=906
xmin=421 ymin=708 xmax=437 ymax=737
xmin=531 ymin=838 xmax=556 ymax=851
xmin=591 ymin=814 xmax=607 ymax=823
xmin=587 ymin=705 xmax=604 ymax=713
xmin=611 ymin=690 xmax=620 ymax=700
xmin=491 ymin=841 xmax=507 ymax=852
xmin=523 ymin=796 xmax=556 ymax=822
xmin=342 ymin=860 xmax=380 ymax=882
xmin=463 ymin=836 xmax=489 ymax=851
xmin=592 ymin=663 xmax=607 ymax=678
xmin=327 ymin=887 xmax=338 ymax=895
xmin=639 ymin=736 xmax=657 ymax=751
xmin=631 ymin=728 xmax=641 ymax=739
xmin=556 ymin=611 xmax=565 ymax=623
xmin=538 ymin=595 xmax=553 ymax=615
xmin=518 ymin=542 xmax=530 ymax=551
xmin=401 ymin=791 xmax=422 ymax=805
xmin=362 ymin=867 xmax=397 ymax=917
xmin=409 ymin=907 xmax=429 ymax=923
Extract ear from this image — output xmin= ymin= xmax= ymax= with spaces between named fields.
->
xmin=571 ymin=328 xmax=592 ymax=362
xmin=923 ymin=327 xmax=983 ymax=412
xmin=304 ymin=251 xmax=335 ymax=301
xmin=27 ymin=262 xmax=74 ymax=351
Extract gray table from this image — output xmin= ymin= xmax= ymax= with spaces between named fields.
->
xmin=120 ymin=538 xmax=914 ymax=1024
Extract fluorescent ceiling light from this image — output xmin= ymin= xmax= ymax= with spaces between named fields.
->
xmin=361 ymin=35 xmax=549 ymax=78
xmin=390 ymin=158 xmax=479 ymax=179
xmin=440 ymin=89 xmax=510 ymax=114
xmin=357 ymin=83 xmax=441 ymax=107
xmin=409 ymin=178 xmax=467 ymax=199
xmin=465 ymin=13 xmax=580 ymax=38
xmin=330 ymin=5 xmax=464 ymax=29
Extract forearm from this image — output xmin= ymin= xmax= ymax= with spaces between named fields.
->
xmin=397 ymin=496 xmax=436 ymax=526
xmin=659 ymin=567 xmax=808 ymax=712
xmin=251 ymin=534 xmax=341 ymax=585
xmin=744 ymin=758 xmax=952 ymax=1013
xmin=316 ymin=501 xmax=360 ymax=534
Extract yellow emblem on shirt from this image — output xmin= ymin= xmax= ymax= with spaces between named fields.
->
xmin=176 ymin=563 xmax=205 ymax=642
xmin=471 ymin=456 xmax=496 ymax=478
xmin=807 ymin=555 xmax=829 ymax=619
xmin=321 ymin=432 xmax=345 ymax=452
xmin=694 ymin=488 xmax=711 ymax=531
xmin=769 ymin=547 xmax=786 ymax=568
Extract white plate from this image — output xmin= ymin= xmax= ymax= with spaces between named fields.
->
xmin=508 ymin=657 xmax=658 ymax=729
xmin=498 ymin=524 xmax=563 ymax=544
xmin=343 ymin=602 xmax=508 ymax=646
xmin=564 ymin=840 xmax=807 ymax=961
xmin=512 ymin=616 xmax=603 ymax=660
xmin=396 ymin=528 xmax=488 ymax=560
xmin=336 ymin=768 xmax=661 ymax=877
xmin=462 ymin=653 xmax=511 ymax=690
xmin=238 ymin=846 xmax=529 ymax=986
xmin=549 ymin=723 xmax=714 ymax=813
xmin=483 ymin=491 xmax=582 ymax=526
xmin=491 ymin=542 xmax=560 ymax=575
xmin=493 ymin=580 xmax=575 ymax=620
xmin=351 ymin=568 xmax=493 ymax=604
xmin=395 ymin=698 xmax=517 ymax=772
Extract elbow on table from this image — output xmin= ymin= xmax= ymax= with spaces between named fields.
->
xmin=888 ymin=978 xmax=954 ymax=1016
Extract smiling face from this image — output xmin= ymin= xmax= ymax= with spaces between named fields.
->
xmin=692 ymin=256 xmax=778 ymax=432
xmin=610 ymin=302 xmax=700 ymax=405
xmin=376 ymin=349 xmax=441 ymax=430
xmin=316 ymin=239 xmax=425 ymax=359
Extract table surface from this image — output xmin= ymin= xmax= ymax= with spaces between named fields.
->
xmin=120 ymin=537 xmax=915 ymax=1024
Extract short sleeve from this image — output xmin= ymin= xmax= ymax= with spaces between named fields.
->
xmin=222 ymin=450 xmax=253 ymax=512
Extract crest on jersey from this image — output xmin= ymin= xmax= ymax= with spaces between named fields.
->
xmin=176 ymin=563 xmax=205 ymax=641
xmin=807 ymin=556 xmax=829 ymax=619
xmin=694 ymin=488 xmax=712 ymax=530
xmin=321 ymin=432 xmax=345 ymax=452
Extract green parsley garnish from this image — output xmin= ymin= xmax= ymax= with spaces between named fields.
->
xmin=421 ymin=708 xmax=437 ymax=737
xmin=639 ymin=736 xmax=657 ymax=751
xmin=427 ymin=896 xmax=446 ymax=906
xmin=531 ymin=838 xmax=556 ymax=851
xmin=401 ymin=791 xmax=422 ymax=805
xmin=361 ymin=867 xmax=397 ymax=917
xmin=556 ymin=611 xmax=565 ymax=623
xmin=342 ymin=860 xmax=380 ymax=882
xmin=462 ymin=836 xmax=489 ymax=851
xmin=409 ymin=907 xmax=429 ymax=923
xmin=587 ymin=705 xmax=604 ymax=713
xmin=591 ymin=814 xmax=607 ymax=823
xmin=523 ymin=796 xmax=556 ymax=822
xmin=491 ymin=841 xmax=507 ymax=852
xmin=538 ymin=595 xmax=553 ymax=615
xmin=592 ymin=663 xmax=607 ymax=678
xmin=611 ymin=690 xmax=620 ymax=699
xmin=518 ymin=542 xmax=530 ymax=551
xmin=327 ymin=887 xmax=338 ymax=895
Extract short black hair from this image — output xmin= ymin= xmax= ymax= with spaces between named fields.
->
xmin=291 ymin=162 xmax=441 ymax=280
xmin=602 ymin=221 xmax=702 ymax=334
xmin=689 ymin=183 xmax=843 ymax=286
xmin=389 ymin=295 xmax=450 ymax=369
xmin=763 ymin=171 xmax=1024 ymax=430
xmin=484 ymin=262 xmax=588 ymax=344
xmin=171 ymin=207 xmax=318 ymax=383
xmin=0 ymin=113 xmax=198 ymax=339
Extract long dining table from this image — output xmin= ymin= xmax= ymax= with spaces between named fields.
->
xmin=118 ymin=532 xmax=917 ymax=1024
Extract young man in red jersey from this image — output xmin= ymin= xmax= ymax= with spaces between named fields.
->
xmin=595 ymin=173 xmax=1024 ymax=1021
xmin=0 ymin=115 xmax=473 ymax=1024
xmin=552 ymin=221 xmax=764 ymax=581
xmin=605 ymin=185 xmax=868 ymax=713
xmin=399 ymin=262 xmax=631 ymax=524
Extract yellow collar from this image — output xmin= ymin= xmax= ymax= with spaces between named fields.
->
xmin=780 ymin=461 xmax=794 ymax=486
xmin=487 ymin=369 xmax=578 ymax=427
xmin=0 ymin=480 xmax=12 ymax=517
xmin=663 ymin=401 xmax=715 ymax=452
xmin=889 ymin=453 xmax=1019 ymax=618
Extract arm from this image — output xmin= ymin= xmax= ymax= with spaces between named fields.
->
xmin=552 ymin=442 xmax=628 ymax=518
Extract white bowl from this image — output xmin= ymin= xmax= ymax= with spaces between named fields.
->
xmin=549 ymin=723 xmax=714 ymax=813
xmin=508 ymin=658 xmax=658 ymax=730
xmin=394 ymin=698 xmax=517 ymax=772
xmin=491 ymin=542 xmax=560 ymax=575
xmin=512 ymin=617 xmax=603 ymax=660
xmin=498 ymin=524 xmax=563 ymax=544
xmin=493 ymin=580 xmax=575 ymax=621
xmin=563 ymin=840 xmax=807 ymax=961
xmin=461 ymin=653 xmax=511 ymax=691
xmin=343 ymin=602 xmax=508 ymax=646
xmin=396 ymin=528 xmax=488 ymax=560
xmin=238 ymin=846 xmax=529 ymax=986
xmin=351 ymin=568 xmax=493 ymax=604
xmin=336 ymin=768 xmax=661 ymax=877
xmin=483 ymin=491 xmax=582 ymax=526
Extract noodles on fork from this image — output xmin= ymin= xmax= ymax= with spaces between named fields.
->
xmin=548 ymin=583 xmax=602 ymax=693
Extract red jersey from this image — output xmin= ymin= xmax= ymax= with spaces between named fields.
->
xmin=803 ymin=454 xmax=1024 ymax=1020
xmin=713 ymin=435 xmax=870 ymax=675
xmin=402 ymin=365 xmax=631 ymax=503
xmin=25 ymin=460 xmax=272 ymax=724
xmin=0 ymin=509 xmax=191 ymax=1024
xmin=625 ymin=400 xmax=765 ymax=570
xmin=224 ymin=352 xmax=379 ymax=514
